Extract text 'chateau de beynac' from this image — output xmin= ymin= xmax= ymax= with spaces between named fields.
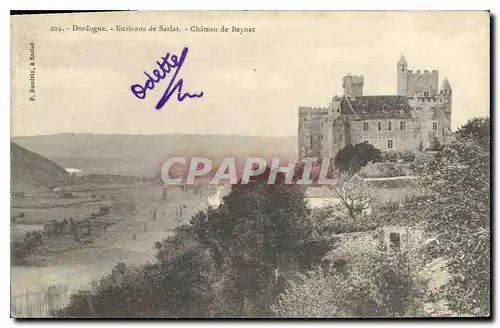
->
xmin=298 ymin=54 xmax=453 ymax=160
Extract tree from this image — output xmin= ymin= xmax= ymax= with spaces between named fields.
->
xmin=334 ymin=143 xmax=382 ymax=174
xmin=330 ymin=174 xmax=371 ymax=218
xmin=456 ymin=117 xmax=490 ymax=150
xmin=181 ymin=170 xmax=331 ymax=316
xmin=413 ymin=116 xmax=490 ymax=315
xmin=427 ymin=138 xmax=443 ymax=151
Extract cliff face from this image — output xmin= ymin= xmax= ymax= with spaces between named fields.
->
xmin=11 ymin=142 xmax=69 ymax=189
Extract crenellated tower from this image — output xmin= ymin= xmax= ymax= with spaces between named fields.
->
xmin=342 ymin=74 xmax=364 ymax=97
xmin=397 ymin=54 xmax=439 ymax=97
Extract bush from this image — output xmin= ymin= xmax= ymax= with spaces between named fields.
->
xmin=61 ymin=241 xmax=215 ymax=318
xmin=273 ymin=249 xmax=430 ymax=317
xmin=334 ymin=143 xmax=383 ymax=173
xmin=402 ymin=150 xmax=417 ymax=163
xmin=311 ymin=207 xmax=378 ymax=234
xmin=59 ymin=191 xmax=75 ymax=199
xmin=99 ymin=205 xmax=110 ymax=214
xmin=381 ymin=150 xmax=416 ymax=163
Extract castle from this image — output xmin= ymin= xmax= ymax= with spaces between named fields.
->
xmin=298 ymin=54 xmax=453 ymax=161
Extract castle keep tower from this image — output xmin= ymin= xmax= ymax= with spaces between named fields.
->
xmin=397 ymin=54 xmax=439 ymax=97
xmin=397 ymin=54 xmax=408 ymax=96
xmin=440 ymin=77 xmax=452 ymax=120
xmin=342 ymin=74 xmax=364 ymax=97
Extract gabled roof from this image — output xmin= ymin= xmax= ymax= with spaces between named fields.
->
xmin=340 ymin=95 xmax=412 ymax=117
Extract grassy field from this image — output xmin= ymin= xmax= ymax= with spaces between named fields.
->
xmin=11 ymin=182 xmax=212 ymax=318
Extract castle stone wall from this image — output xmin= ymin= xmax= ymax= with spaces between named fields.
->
xmin=406 ymin=70 xmax=439 ymax=96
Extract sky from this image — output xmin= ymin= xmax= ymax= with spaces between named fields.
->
xmin=11 ymin=11 xmax=490 ymax=137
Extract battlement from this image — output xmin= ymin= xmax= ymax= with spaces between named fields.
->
xmin=299 ymin=106 xmax=329 ymax=111
xmin=298 ymin=106 xmax=329 ymax=116
xmin=342 ymin=74 xmax=364 ymax=86
xmin=407 ymin=69 xmax=439 ymax=77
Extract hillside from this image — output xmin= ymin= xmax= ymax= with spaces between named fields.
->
xmin=11 ymin=142 xmax=69 ymax=190
xmin=12 ymin=134 xmax=298 ymax=176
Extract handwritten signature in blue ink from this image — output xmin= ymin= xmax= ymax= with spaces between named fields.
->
xmin=130 ymin=47 xmax=204 ymax=110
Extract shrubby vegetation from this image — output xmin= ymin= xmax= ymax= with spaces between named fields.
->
xmin=64 ymin=173 xmax=153 ymax=186
xmin=412 ymin=117 xmax=490 ymax=315
xmin=334 ymin=143 xmax=382 ymax=174
xmin=58 ymin=117 xmax=490 ymax=318
xmin=380 ymin=149 xmax=417 ymax=163
xmin=273 ymin=248 xmax=430 ymax=317
xmin=334 ymin=143 xmax=420 ymax=175
xmin=60 ymin=171 xmax=331 ymax=318
xmin=310 ymin=206 xmax=378 ymax=234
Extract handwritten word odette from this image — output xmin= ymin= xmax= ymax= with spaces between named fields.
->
xmin=130 ymin=47 xmax=203 ymax=110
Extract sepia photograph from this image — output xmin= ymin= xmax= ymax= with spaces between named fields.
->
xmin=9 ymin=10 xmax=490 ymax=318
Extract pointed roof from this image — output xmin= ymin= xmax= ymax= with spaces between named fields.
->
xmin=441 ymin=77 xmax=452 ymax=91
xmin=397 ymin=53 xmax=407 ymax=66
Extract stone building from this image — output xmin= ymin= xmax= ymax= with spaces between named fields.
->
xmin=298 ymin=54 xmax=453 ymax=161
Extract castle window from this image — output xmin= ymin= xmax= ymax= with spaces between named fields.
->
xmin=433 ymin=122 xmax=438 ymax=131
xmin=389 ymin=232 xmax=401 ymax=250
xmin=400 ymin=121 xmax=406 ymax=130
xmin=424 ymin=91 xmax=429 ymax=97
xmin=364 ymin=140 xmax=369 ymax=144
xmin=388 ymin=140 xmax=394 ymax=149
xmin=388 ymin=122 xmax=392 ymax=130
xmin=363 ymin=122 xmax=369 ymax=131
xmin=378 ymin=122 xmax=381 ymax=131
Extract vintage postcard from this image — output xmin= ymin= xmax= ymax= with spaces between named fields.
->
xmin=10 ymin=11 xmax=490 ymax=318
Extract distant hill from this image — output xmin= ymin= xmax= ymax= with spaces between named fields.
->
xmin=12 ymin=134 xmax=298 ymax=176
xmin=11 ymin=142 xmax=69 ymax=189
